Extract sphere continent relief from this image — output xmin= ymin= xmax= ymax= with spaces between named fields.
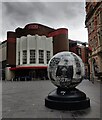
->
xmin=48 ymin=51 xmax=85 ymax=89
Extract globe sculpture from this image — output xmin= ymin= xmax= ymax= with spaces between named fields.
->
xmin=45 ymin=52 xmax=90 ymax=110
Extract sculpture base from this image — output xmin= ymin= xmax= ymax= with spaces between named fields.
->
xmin=45 ymin=87 xmax=90 ymax=110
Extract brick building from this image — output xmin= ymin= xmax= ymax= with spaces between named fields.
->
xmin=0 ymin=23 xmax=91 ymax=81
xmin=69 ymin=40 xmax=89 ymax=79
xmin=0 ymin=23 xmax=68 ymax=81
xmin=85 ymin=2 xmax=102 ymax=80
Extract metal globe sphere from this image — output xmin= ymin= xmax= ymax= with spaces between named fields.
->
xmin=48 ymin=51 xmax=85 ymax=89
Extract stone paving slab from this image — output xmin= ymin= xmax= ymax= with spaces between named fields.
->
xmin=1 ymin=80 xmax=101 ymax=119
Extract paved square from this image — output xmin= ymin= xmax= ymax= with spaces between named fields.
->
xmin=2 ymin=80 xmax=101 ymax=119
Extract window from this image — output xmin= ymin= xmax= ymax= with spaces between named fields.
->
xmin=77 ymin=48 xmax=81 ymax=57
xmin=23 ymin=50 xmax=27 ymax=64
xmin=91 ymin=19 xmax=94 ymax=32
xmin=46 ymin=51 xmax=50 ymax=64
xmin=88 ymin=23 xmax=91 ymax=34
xmin=39 ymin=50 xmax=44 ymax=64
xmin=18 ymin=52 xmax=20 ymax=65
xmin=30 ymin=50 xmax=36 ymax=64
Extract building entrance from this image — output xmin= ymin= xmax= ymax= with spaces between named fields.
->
xmin=29 ymin=70 xmax=36 ymax=80
xmin=14 ymin=68 xmax=48 ymax=81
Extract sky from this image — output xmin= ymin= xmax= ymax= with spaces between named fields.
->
xmin=1 ymin=0 xmax=88 ymax=42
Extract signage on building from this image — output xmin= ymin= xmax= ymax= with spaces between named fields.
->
xmin=28 ymin=25 xmax=39 ymax=29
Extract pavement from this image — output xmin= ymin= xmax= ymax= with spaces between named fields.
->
xmin=1 ymin=79 xmax=101 ymax=119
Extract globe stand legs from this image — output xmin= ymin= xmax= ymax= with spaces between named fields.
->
xmin=45 ymin=87 xmax=90 ymax=110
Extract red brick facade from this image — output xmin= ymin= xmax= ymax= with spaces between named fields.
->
xmin=85 ymin=2 xmax=102 ymax=80
xmin=7 ymin=23 xmax=69 ymax=66
xmin=69 ymin=40 xmax=89 ymax=79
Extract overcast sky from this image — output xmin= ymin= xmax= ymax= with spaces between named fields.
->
xmin=1 ymin=1 xmax=88 ymax=42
